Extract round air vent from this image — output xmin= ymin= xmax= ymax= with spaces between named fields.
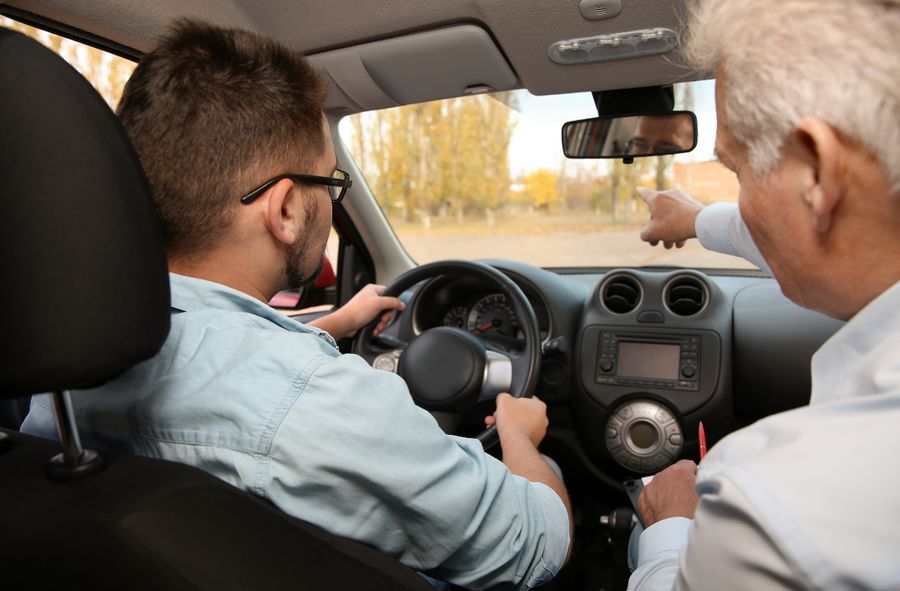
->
xmin=664 ymin=275 xmax=709 ymax=317
xmin=600 ymin=273 xmax=642 ymax=314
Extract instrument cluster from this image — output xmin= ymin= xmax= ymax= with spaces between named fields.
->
xmin=409 ymin=273 xmax=552 ymax=347
xmin=441 ymin=293 xmax=522 ymax=339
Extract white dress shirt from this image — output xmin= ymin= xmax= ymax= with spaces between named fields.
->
xmin=628 ymin=207 xmax=900 ymax=590
xmin=694 ymin=202 xmax=771 ymax=273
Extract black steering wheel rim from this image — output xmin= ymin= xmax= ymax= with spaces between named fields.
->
xmin=354 ymin=260 xmax=541 ymax=448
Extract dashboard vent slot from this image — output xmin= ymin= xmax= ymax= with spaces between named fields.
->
xmin=601 ymin=274 xmax=642 ymax=314
xmin=664 ymin=275 xmax=708 ymax=317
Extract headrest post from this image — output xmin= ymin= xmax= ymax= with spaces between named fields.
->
xmin=50 ymin=390 xmax=84 ymax=461
xmin=47 ymin=390 xmax=104 ymax=480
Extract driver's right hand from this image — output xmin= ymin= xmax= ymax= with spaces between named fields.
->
xmin=485 ymin=393 xmax=549 ymax=447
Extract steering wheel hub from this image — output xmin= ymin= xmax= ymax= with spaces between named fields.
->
xmin=399 ymin=327 xmax=486 ymax=410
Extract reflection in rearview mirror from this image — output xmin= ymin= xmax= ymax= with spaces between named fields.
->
xmin=562 ymin=112 xmax=697 ymax=159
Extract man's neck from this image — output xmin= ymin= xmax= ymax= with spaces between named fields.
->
xmin=169 ymin=254 xmax=275 ymax=304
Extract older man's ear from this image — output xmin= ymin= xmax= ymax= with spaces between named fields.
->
xmin=794 ymin=117 xmax=847 ymax=235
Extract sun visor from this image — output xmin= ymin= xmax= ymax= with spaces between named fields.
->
xmin=308 ymin=25 xmax=518 ymax=113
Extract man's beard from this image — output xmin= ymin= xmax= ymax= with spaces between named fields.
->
xmin=284 ymin=235 xmax=324 ymax=291
xmin=281 ymin=196 xmax=325 ymax=291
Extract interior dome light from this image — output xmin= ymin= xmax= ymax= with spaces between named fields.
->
xmin=548 ymin=28 xmax=678 ymax=64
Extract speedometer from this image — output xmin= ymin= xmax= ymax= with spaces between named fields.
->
xmin=442 ymin=305 xmax=468 ymax=329
xmin=467 ymin=293 xmax=519 ymax=338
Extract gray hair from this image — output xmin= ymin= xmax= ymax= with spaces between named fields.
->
xmin=682 ymin=0 xmax=900 ymax=192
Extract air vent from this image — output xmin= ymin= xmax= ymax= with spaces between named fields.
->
xmin=664 ymin=275 xmax=709 ymax=317
xmin=601 ymin=274 xmax=642 ymax=314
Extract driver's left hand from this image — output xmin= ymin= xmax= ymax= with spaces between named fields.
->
xmin=309 ymin=284 xmax=405 ymax=340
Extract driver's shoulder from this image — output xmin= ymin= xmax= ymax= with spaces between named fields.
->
xmin=302 ymin=352 xmax=413 ymax=408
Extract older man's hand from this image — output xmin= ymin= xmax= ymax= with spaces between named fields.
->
xmin=637 ymin=187 xmax=705 ymax=249
xmin=637 ymin=459 xmax=700 ymax=527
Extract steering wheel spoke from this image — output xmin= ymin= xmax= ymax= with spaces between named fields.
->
xmin=372 ymin=348 xmax=404 ymax=373
xmin=478 ymin=350 xmax=513 ymax=402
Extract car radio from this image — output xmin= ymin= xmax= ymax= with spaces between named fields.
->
xmin=595 ymin=331 xmax=700 ymax=391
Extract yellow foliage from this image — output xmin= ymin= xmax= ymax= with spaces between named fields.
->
xmin=346 ymin=94 xmax=515 ymax=222
xmin=521 ymin=169 xmax=562 ymax=209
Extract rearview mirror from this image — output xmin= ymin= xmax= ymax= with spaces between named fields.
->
xmin=562 ymin=111 xmax=697 ymax=159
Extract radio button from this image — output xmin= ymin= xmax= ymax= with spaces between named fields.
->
xmin=600 ymin=360 xmax=614 ymax=372
xmin=681 ymin=365 xmax=696 ymax=378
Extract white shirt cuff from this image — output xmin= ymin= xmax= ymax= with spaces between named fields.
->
xmin=637 ymin=517 xmax=692 ymax=565
xmin=695 ymin=203 xmax=771 ymax=272
xmin=695 ymin=203 xmax=741 ymax=257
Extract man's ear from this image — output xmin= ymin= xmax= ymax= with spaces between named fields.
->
xmin=795 ymin=117 xmax=846 ymax=234
xmin=262 ymin=178 xmax=304 ymax=245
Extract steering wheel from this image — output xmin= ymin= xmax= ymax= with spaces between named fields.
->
xmin=353 ymin=260 xmax=542 ymax=449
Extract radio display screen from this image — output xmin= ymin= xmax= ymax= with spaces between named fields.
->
xmin=617 ymin=342 xmax=681 ymax=381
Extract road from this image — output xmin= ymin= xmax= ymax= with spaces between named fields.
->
xmin=399 ymin=229 xmax=757 ymax=269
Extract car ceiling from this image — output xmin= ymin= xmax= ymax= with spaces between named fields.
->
xmin=2 ymin=0 xmax=703 ymax=111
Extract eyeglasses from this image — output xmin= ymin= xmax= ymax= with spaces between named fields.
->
xmin=239 ymin=168 xmax=352 ymax=205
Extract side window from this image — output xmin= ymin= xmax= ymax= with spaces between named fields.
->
xmin=0 ymin=17 xmax=135 ymax=108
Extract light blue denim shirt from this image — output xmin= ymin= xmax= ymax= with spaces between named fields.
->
xmin=22 ymin=273 xmax=568 ymax=589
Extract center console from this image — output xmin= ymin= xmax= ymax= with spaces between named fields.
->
xmin=579 ymin=325 xmax=721 ymax=473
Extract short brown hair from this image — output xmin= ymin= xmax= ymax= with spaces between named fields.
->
xmin=117 ymin=19 xmax=328 ymax=255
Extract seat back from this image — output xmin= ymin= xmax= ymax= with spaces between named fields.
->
xmin=0 ymin=28 xmax=429 ymax=591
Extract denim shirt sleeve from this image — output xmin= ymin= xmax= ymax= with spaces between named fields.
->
xmin=19 ymin=393 xmax=56 ymax=439
xmin=264 ymin=353 xmax=569 ymax=590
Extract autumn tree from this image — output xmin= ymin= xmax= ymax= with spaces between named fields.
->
xmin=344 ymin=92 xmax=516 ymax=225
xmin=557 ymin=161 xmax=607 ymax=211
xmin=521 ymin=168 xmax=562 ymax=210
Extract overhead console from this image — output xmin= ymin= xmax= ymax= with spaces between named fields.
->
xmin=307 ymin=25 xmax=519 ymax=114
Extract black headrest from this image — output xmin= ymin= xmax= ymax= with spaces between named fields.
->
xmin=0 ymin=29 xmax=170 ymax=398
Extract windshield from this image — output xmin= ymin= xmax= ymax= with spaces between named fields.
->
xmin=339 ymin=80 xmax=754 ymax=270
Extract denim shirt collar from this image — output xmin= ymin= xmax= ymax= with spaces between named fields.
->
xmin=169 ymin=272 xmax=338 ymax=349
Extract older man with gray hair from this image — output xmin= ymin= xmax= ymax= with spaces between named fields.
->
xmin=630 ymin=0 xmax=900 ymax=589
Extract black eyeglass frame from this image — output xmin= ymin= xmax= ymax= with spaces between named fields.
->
xmin=239 ymin=169 xmax=352 ymax=205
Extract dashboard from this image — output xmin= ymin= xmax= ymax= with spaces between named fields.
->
xmin=378 ymin=258 xmax=844 ymax=486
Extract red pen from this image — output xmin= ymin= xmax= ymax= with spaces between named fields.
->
xmin=698 ymin=420 xmax=707 ymax=461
